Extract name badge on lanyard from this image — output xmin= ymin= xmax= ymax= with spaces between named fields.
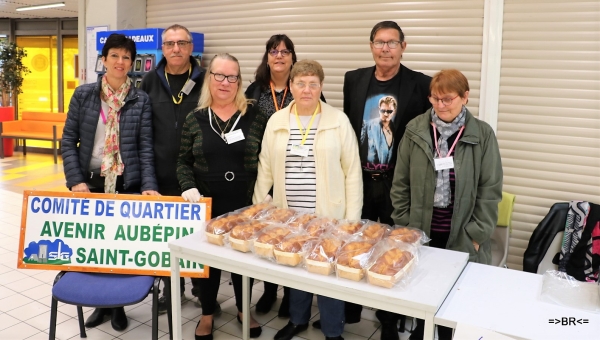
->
xmin=180 ymin=79 xmax=196 ymax=95
xmin=225 ymin=129 xmax=245 ymax=144
xmin=290 ymin=144 xmax=309 ymax=157
xmin=434 ymin=157 xmax=455 ymax=171
xmin=291 ymin=103 xmax=319 ymax=158
xmin=431 ymin=123 xmax=464 ymax=171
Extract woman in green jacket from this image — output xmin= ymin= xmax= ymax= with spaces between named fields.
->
xmin=390 ymin=69 xmax=503 ymax=340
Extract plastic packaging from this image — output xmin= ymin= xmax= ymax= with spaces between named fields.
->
xmin=540 ymin=270 xmax=600 ymax=313
xmin=387 ymin=226 xmax=430 ymax=245
xmin=332 ymin=219 xmax=368 ymax=238
xmin=273 ymin=232 xmax=318 ymax=266
xmin=305 ymin=234 xmax=345 ymax=275
xmin=252 ymin=224 xmax=291 ymax=260
xmin=303 ymin=217 xmax=338 ymax=237
xmin=228 ymin=220 xmax=272 ymax=252
xmin=288 ymin=213 xmax=318 ymax=230
xmin=366 ymin=239 xmax=418 ymax=288
xmin=335 ymin=236 xmax=377 ymax=281
xmin=204 ymin=212 xmax=250 ymax=246
xmin=235 ymin=202 xmax=277 ymax=219
xmin=359 ymin=221 xmax=391 ymax=242
xmin=260 ymin=207 xmax=298 ymax=224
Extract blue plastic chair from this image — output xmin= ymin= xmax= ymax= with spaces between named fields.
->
xmin=49 ymin=271 xmax=172 ymax=339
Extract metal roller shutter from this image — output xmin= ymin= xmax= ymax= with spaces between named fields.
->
xmin=499 ymin=0 xmax=600 ymax=270
xmin=147 ymin=0 xmax=484 ymax=112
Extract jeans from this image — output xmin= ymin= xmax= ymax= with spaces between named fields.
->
xmin=289 ymin=288 xmax=345 ymax=337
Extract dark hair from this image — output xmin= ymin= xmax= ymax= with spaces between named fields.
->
xmin=253 ymin=34 xmax=297 ymax=89
xmin=370 ymin=21 xmax=405 ymax=43
xmin=102 ymin=33 xmax=136 ymax=59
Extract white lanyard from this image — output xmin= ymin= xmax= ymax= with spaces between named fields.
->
xmin=208 ymin=107 xmax=242 ymax=142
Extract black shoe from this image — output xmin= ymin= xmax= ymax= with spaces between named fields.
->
xmin=277 ymin=290 xmax=290 ymax=318
xmin=158 ymin=293 xmax=186 ymax=315
xmin=326 ymin=337 xmax=344 ymax=340
xmin=312 ymin=319 xmax=321 ymax=329
xmin=255 ymin=291 xmax=277 ymax=314
xmin=380 ymin=323 xmax=400 ymax=340
xmin=274 ymin=321 xmax=308 ymax=340
xmin=236 ymin=315 xmax=262 ymax=338
xmin=84 ymin=308 xmax=110 ymax=328
xmin=194 ymin=318 xmax=214 ymax=340
xmin=110 ymin=307 xmax=128 ymax=331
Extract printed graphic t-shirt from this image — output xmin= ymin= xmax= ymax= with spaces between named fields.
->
xmin=359 ymin=72 xmax=401 ymax=172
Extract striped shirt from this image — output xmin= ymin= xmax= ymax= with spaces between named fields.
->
xmin=285 ymin=114 xmax=321 ymax=213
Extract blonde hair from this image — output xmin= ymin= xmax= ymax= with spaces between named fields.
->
xmin=197 ymin=53 xmax=250 ymax=114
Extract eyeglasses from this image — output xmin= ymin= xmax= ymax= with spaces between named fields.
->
xmin=269 ymin=49 xmax=292 ymax=57
xmin=293 ymin=82 xmax=321 ymax=90
xmin=379 ymin=109 xmax=394 ymax=114
xmin=371 ymin=40 xmax=402 ymax=49
xmin=162 ymin=40 xmax=191 ymax=48
xmin=429 ymin=95 xmax=459 ymax=106
xmin=210 ymin=72 xmax=239 ymax=83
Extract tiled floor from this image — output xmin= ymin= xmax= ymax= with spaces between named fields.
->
xmin=0 ymin=153 xmax=420 ymax=340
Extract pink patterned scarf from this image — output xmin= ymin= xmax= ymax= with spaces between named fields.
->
xmin=100 ymin=75 xmax=131 ymax=193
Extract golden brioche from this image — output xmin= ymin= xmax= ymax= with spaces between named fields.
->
xmin=276 ymin=235 xmax=316 ymax=253
xmin=307 ymin=238 xmax=344 ymax=262
xmin=336 ymin=221 xmax=363 ymax=235
xmin=239 ymin=203 xmax=275 ymax=219
xmin=288 ymin=214 xmax=317 ymax=229
xmin=263 ymin=208 xmax=297 ymax=223
xmin=388 ymin=228 xmax=421 ymax=244
xmin=337 ymin=241 xmax=374 ymax=268
xmin=230 ymin=220 xmax=270 ymax=241
xmin=255 ymin=226 xmax=291 ymax=245
xmin=304 ymin=217 xmax=337 ymax=236
xmin=362 ymin=223 xmax=388 ymax=241
xmin=369 ymin=249 xmax=414 ymax=276
xmin=205 ymin=214 xmax=249 ymax=234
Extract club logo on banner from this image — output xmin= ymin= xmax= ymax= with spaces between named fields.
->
xmin=17 ymin=191 xmax=212 ymax=277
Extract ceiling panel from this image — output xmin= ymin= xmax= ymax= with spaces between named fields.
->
xmin=0 ymin=0 xmax=77 ymax=18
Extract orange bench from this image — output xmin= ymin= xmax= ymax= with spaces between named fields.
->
xmin=0 ymin=111 xmax=67 ymax=164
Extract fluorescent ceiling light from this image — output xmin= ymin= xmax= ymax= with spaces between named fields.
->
xmin=16 ymin=2 xmax=65 ymax=11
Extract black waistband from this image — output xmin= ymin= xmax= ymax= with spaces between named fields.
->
xmin=363 ymin=170 xmax=393 ymax=181
xmin=199 ymin=171 xmax=254 ymax=182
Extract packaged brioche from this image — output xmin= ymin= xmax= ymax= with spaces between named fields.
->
xmin=332 ymin=219 xmax=367 ymax=238
xmin=367 ymin=240 xmax=418 ymax=288
xmin=273 ymin=233 xmax=318 ymax=266
xmin=228 ymin=220 xmax=272 ymax=252
xmin=305 ymin=235 xmax=345 ymax=275
xmin=288 ymin=213 xmax=318 ymax=230
xmin=252 ymin=225 xmax=291 ymax=259
xmin=335 ymin=237 xmax=376 ymax=281
xmin=359 ymin=222 xmax=391 ymax=242
xmin=236 ymin=203 xmax=277 ymax=219
xmin=261 ymin=207 xmax=298 ymax=224
xmin=204 ymin=213 xmax=250 ymax=246
xmin=303 ymin=217 xmax=338 ymax=237
xmin=387 ymin=226 xmax=429 ymax=245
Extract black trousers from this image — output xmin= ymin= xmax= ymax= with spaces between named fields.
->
xmin=346 ymin=174 xmax=395 ymax=322
xmin=198 ymin=267 xmax=254 ymax=315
